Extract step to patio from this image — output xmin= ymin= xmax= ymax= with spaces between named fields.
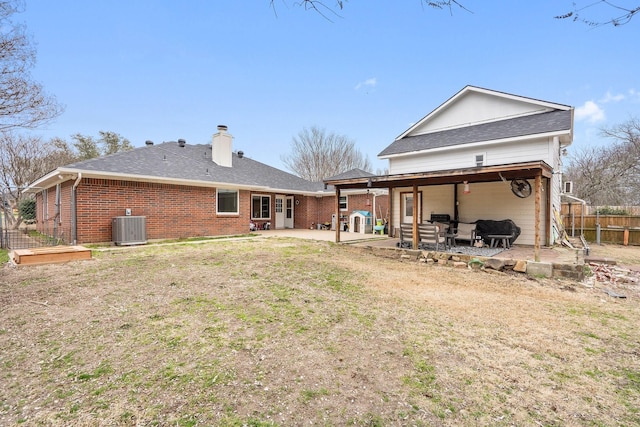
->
xmin=12 ymin=246 xmax=92 ymax=266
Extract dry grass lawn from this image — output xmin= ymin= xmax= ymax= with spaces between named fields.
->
xmin=1 ymin=238 xmax=639 ymax=426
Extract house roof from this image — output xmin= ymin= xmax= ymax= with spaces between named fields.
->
xmin=396 ymin=85 xmax=572 ymax=140
xmin=29 ymin=141 xmax=327 ymax=194
xmin=325 ymin=168 xmax=374 ymax=181
xmin=378 ymin=109 xmax=572 ymax=158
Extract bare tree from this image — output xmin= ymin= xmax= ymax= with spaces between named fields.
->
xmin=272 ymin=1 xmax=638 ymax=27
xmin=281 ymin=126 xmax=372 ymax=181
xmin=269 ymin=0 xmax=469 ymax=21
xmin=0 ymin=132 xmax=74 ymax=228
xmin=0 ymin=0 xmax=63 ymax=131
xmin=564 ymin=117 xmax=640 ymax=205
xmin=556 ymin=1 xmax=640 ymax=27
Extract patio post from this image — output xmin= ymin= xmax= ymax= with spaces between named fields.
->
xmin=413 ymin=184 xmax=419 ymax=249
xmin=335 ymin=187 xmax=341 ymax=243
xmin=534 ymin=174 xmax=541 ymax=262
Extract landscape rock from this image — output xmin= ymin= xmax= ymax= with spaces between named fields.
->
xmin=484 ymin=258 xmax=505 ymax=271
xmin=513 ymin=260 xmax=527 ymax=273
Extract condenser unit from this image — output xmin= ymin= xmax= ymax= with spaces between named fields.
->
xmin=112 ymin=216 xmax=147 ymax=245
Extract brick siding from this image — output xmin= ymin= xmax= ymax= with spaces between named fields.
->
xmin=35 ymin=178 xmax=389 ymax=244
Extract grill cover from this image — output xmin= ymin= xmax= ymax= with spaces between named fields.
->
xmin=475 ymin=219 xmax=521 ymax=245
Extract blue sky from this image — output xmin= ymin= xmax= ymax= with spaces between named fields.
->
xmin=21 ymin=1 xmax=639 ymax=173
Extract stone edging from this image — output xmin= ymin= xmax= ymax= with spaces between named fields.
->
xmin=361 ymin=246 xmax=585 ymax=281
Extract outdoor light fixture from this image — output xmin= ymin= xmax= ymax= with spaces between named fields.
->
xmin=463 ymin=181 xmax=470 ymax=194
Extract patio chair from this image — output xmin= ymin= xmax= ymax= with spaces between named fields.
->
xmin=418 ymin=223 xmax=447 ymax=251
xmin=396 ymin=223 xmax=417 ymax=249
xmin=454 ymin=222 xmax=476 ymax=246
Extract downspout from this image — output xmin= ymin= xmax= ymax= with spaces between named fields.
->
xmin=561 ymin=193 xmax=589 ymax=255
xmin=71 ymin=173 xmax=82 ymax=245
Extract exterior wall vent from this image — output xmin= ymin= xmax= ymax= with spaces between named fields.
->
xmin=112 ymin=216 xmax=147 ymax=245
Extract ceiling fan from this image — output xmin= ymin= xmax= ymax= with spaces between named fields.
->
xmin=510 ymin=179 xmax=532 ymax=198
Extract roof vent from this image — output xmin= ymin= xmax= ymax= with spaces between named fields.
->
xmin=238 ymin=150 xmax=244 ymax=158
xmin=178 ymin=139 xmax=186 ymax=147
xmin=145 ymin=140 xmax=154 ymax=146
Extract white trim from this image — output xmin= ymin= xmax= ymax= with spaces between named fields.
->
xmin=339 ymin=195 xmax=348 ymax=211
xmin=216 ymin=188 xmax=239 ymax=215
xmin=379 ymin=130 xmax=571 ymax=160
xmin=251 ymin=193 xmax=272 ymax=220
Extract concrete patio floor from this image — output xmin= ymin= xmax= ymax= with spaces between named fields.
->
xmin=255 ymin=229 xmax=585 ymax=265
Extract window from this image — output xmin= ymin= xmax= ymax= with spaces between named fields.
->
xmin=404 ymin=195 xmax=414 ymax=217
xmin=475 ymin=153 xmax=485 ymax=167
xmin=339 ymin=195 xmax=347 ymax=211
xmin=251 ymin=194 xmax=271 ymax=219
xmin=217 ymin=189 xmax=238 ymax=214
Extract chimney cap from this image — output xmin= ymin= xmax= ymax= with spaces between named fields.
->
xmin=217 ymin=125 xmax=228 ymax=132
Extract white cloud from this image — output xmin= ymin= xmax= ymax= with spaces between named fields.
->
xmin=354 ymin=77 xmax=377 ymax=90
xmin=599 ymin=90 xmax=625 ymax=103
xmin=575 ymin=100 xmax=605 ymax=123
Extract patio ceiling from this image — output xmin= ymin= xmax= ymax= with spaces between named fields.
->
xmin=324 ymin=161 xmax=553 ymax=190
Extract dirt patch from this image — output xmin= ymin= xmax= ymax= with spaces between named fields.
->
xmin=1 ymin=238 xmax=639 ymax=426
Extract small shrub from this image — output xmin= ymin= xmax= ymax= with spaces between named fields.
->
xmin=0 ymin=249 xmax=8 ymax=264
xmin=595 ymin=206 xmax=629 ymax=216
xmin=18 ymin=198 xmax=36 ymax=222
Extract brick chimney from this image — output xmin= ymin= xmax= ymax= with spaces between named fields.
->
xmin=212 ymin=125 xmax=232 ymax=167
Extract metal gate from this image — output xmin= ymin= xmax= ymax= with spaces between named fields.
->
xmin=1 ymin=188 xmax=61 ymax=250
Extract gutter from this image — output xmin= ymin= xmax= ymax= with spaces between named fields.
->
xmin=72 ymin=173 xmax=82 ymax=245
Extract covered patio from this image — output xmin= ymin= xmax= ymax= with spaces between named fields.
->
xmin=324 ymin=161 xmax=555 ymax=262
xmin=254 ymin=228 xmax=583 ymax=265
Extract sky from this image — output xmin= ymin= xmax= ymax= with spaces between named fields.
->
xmin=20 ymin=1 xmax=640 ymax=174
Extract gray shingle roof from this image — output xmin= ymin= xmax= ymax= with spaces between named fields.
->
xmin=325 ymin=168 xmax=374 ymax=181
xmin=64 ymin=142 xmax=325 ymax=192
xmin=378 ymin=109 xmax=572 ymax=157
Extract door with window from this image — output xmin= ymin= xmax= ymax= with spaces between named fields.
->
xmin=401 ymin=192 xmax=421 ymax=224
xmin=284 ymin=196 xmax=294 ymax=228
xmin=275 ymin=195 xmax=284 ymax=229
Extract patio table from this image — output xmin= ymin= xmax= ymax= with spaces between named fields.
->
xmin=487 ymin=234 xmax=511 ymax=249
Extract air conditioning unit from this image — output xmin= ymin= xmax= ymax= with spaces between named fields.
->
xmin=112 ymin=216 xmax=147 ymax=245
xmin=563 ymin=181 xmax=573 ymax=194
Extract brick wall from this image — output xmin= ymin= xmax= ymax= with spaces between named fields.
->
xmin=297 ymin=192 xmax=389 ymax=230
xmin=35 ymin=182 xmax=74 ymax=244
xmin=75 ymin=178 xmax=249 ymax=243
xmin=35 ymin=178 xmax=390 ymax=244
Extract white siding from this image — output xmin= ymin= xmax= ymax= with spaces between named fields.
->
xmin=411 ymin=91 xmax=553 ymax=136
xmin=392 ymin=181 xmax=547 ymax=246
xmin=550 ymin=136 xmax=563 ymax=244
xmin=389 ymin=137 xmax=554 ymax=175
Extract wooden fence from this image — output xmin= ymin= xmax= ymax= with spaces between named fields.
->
xmin=561 ymin=203 xmax=640 ymax=245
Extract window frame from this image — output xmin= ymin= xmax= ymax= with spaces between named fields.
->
xmin=474 ymin=152 xmax=486 ymax=167
xmin=251 ymin=194 xmax=271 ymax=220
xmin=216 ymin=188 xmax=239 ymax=215
xmin=339 ymin=195 xmax=348 ymax=211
